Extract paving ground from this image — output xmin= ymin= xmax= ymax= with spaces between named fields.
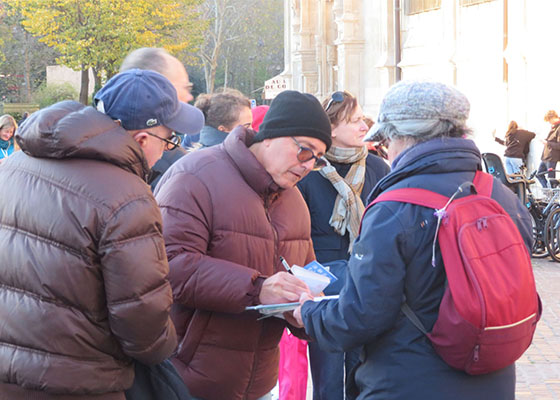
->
xmin=516 ymin=257 xmax=560 ymax=399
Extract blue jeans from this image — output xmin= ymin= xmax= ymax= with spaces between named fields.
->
xmin=504 ymin=157 xmax=524 ymax=175
xmin=537 ymin=161 xmax=557 ymax=187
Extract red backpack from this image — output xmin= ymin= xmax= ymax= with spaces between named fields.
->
xmin=367 ymin=170 xmax=541 ymax=375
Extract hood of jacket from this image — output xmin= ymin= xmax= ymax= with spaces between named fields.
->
xmin=15 ymin=100 xmax=150 ymax=179
xmin=200 ymin=124 xmax=228 ymax=147
xmin=221 ymin=125 xmax=282 ymax=197
xmin=368 ymin=137 xmax=482 ymax=203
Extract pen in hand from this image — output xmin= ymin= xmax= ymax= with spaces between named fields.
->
xmin=279 ymin=256 xmax=292 ymax=274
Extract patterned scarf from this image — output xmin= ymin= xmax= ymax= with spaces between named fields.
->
xmin=319 ymin=146 xmax=368 ymax=250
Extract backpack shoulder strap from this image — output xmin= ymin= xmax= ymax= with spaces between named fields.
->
xmin=473 ymin=170 xmax=494 ymax=197
xmin=360 ymin=188 xmax=449 ymax=234
xmin=401 ymin=302 xmax=428 ymax=335
xmin=369 ymin=187 xmax=449 ymax=210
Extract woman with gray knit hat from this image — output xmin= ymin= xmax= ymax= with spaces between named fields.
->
xmin=155 ymin=90 xmax=332 ymax=400
xmin=292 ymin=81 xmax=533 ymax=399
xmin=297 ymin=90 xmax=389 ymax=400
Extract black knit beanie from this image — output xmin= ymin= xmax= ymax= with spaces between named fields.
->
xmin=254 ymin=90 xmax=332 ymax=151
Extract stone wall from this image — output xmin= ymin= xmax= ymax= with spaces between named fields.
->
xmin=46 ymin=66 xmax=95 ymax=97
xmin=286 ymin=0 xmax=560 ymax=169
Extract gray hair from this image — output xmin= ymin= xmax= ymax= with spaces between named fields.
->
xmin=366 ymin=80 xmax=471 ymax=144
xmin=120 ymin=48 xmax=171 ymax=75
xmin=374 ymin=118 xmax=471 ymax=144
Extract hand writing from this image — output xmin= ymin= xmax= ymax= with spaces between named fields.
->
xmin=259 ymin=271 xmax=311 ymax=304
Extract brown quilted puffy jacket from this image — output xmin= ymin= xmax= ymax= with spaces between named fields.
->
xmin=0 ymin=101 xmax=177 ymax=397
xmin=155 ymin=127 xmax=315 ymax=400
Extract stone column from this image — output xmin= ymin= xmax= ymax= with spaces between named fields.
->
xmin=293 ymin=0 xmax=319 ymax=93
xmin=282 ymin=0 xmax=293 ymax=80
xmin=315 ymin=0 xmax=326 ymax=98
xmin=333 ymin=0 xmax=365 ymax=101
xmin=289 ymin=0 xmax=302 ymax=91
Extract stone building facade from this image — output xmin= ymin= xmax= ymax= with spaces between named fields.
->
xmin=282 ymin=0 xmax=560 ymax=160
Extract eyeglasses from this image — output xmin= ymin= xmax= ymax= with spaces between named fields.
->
xmin=291 ymin=137 xmax=327 ymax=171
xmin=324 ymin=91 xmax=345 ymax=112
xmin=144 ymin=131 xmax=182 ymax=151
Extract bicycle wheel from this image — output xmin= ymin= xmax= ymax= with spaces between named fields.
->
xmin=545 ymin=207 xmax=560 ymax=262
xmin=530 ymin=208 xmax=549 ymax=258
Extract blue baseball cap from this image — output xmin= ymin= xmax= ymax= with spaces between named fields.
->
xmin=94 ymin=69 xmax=204 ymax=134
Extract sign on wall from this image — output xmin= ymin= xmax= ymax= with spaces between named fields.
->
xmin=264 ymin=75 xmax=291 ymax=100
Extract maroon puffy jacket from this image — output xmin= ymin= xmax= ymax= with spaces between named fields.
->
xmin=155 ymin=127 xmax=315 ymax=400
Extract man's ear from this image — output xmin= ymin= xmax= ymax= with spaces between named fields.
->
xmin=217 ymin=125 xmax=229 ymax=132
xmin=132 ymin=131 xmax=149 ymax=148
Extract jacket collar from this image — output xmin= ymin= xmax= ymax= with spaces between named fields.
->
xmin=200 ymin=125 xmax=228 ymax=147
xmin=15 ymin=100 xmax=150 ymax=180
xmin=368 ymin=137 xmax=482 ymax=202
xmin=222 ymin=126 xmax=281 ymax=197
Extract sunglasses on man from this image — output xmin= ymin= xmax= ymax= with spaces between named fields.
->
xmin=144 ymin=131 xmax=182 ymax=151
xmin=291 ymin=137 xmax=327 ymax=171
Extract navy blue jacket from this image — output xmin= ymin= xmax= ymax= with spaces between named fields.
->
xmin=297 ymin=154 xmax=389 ymax=295
xmin=297 ymin=154 xmax=389 ymax=263
xmin=301 ymin=138 xmax=532 ymax=400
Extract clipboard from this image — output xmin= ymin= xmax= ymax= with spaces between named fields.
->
xmin=245 ymin=295 xmax=339 ymax=318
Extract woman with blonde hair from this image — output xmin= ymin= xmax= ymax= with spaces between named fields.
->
xmin=0 ymin=114 xmax=18 ymax=163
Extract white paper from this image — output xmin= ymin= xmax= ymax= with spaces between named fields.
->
xmin=290 ymin=265 xmax=331 ymax=295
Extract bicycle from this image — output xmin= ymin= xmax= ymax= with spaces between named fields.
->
xmin=481 ymin=153 xmax=560 ymax=259
xmin=525 ymin=169 xmax=560 ymax=260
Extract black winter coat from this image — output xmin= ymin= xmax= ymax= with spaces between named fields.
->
xmin=542 ymin=122 xmax=560 ymax=162
xmin=297 ymin=153 xmax=390 ymax=263
xmin=301 ymin=138 xmax=532 ymax=400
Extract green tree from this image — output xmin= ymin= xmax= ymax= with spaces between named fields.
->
xmin=5 ymin=0 xmax=205 ymax=104
xmin=195 ymin=0 xmax=283 ymax=98
xmin=0 ymin=9 xmax=59 ymax=103
xmin=34 ymin=82 xmax=78 ymax=108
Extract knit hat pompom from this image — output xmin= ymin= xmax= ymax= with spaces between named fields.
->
xmin=254 ymin=90 xmax=332 ymax=150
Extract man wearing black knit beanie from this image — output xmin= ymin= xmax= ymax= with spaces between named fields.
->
xmin=254 ymin=90 xmax=332 ymax=150
xmin=155 ymin=90 xmax=331 ymax=400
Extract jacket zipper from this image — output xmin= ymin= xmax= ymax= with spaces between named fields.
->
xmin=244 ymin=325 xmax=265 ymax=400
xmin=484 ymin=313 xmax=537 ymax=330
xmin=244 ymin=194 xmax=279 ymax=398
xmin=264 ymin=194 xmax=280 ymax=273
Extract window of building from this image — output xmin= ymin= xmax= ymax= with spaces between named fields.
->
xmin=460 ymin=0 xmax=495 ymax=6
xmin=406 ymin=0 xmax=441 ymax=15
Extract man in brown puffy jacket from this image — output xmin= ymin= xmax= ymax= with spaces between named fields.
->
xmin=0 ymin=69 xmax=202 ymax=399
xmin=155 ymin=90 xmax=332 ymax=400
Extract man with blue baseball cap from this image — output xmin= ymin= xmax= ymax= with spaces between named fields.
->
xmin=119 ymin=47 xmax=205 ymax=190
xmin=0 ymin=69 xmax=188 ymax=398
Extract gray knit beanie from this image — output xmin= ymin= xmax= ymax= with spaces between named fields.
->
xmin=365 ymin=80 xmax=470 ymax=141
xmin=254 ymin=90 xmax=332 ymax=151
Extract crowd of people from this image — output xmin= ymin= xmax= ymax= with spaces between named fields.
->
xmin=494 ymin=110 xmax=560 ymax=188
xmin=0 ymin=47 xmax=538 ymax=400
